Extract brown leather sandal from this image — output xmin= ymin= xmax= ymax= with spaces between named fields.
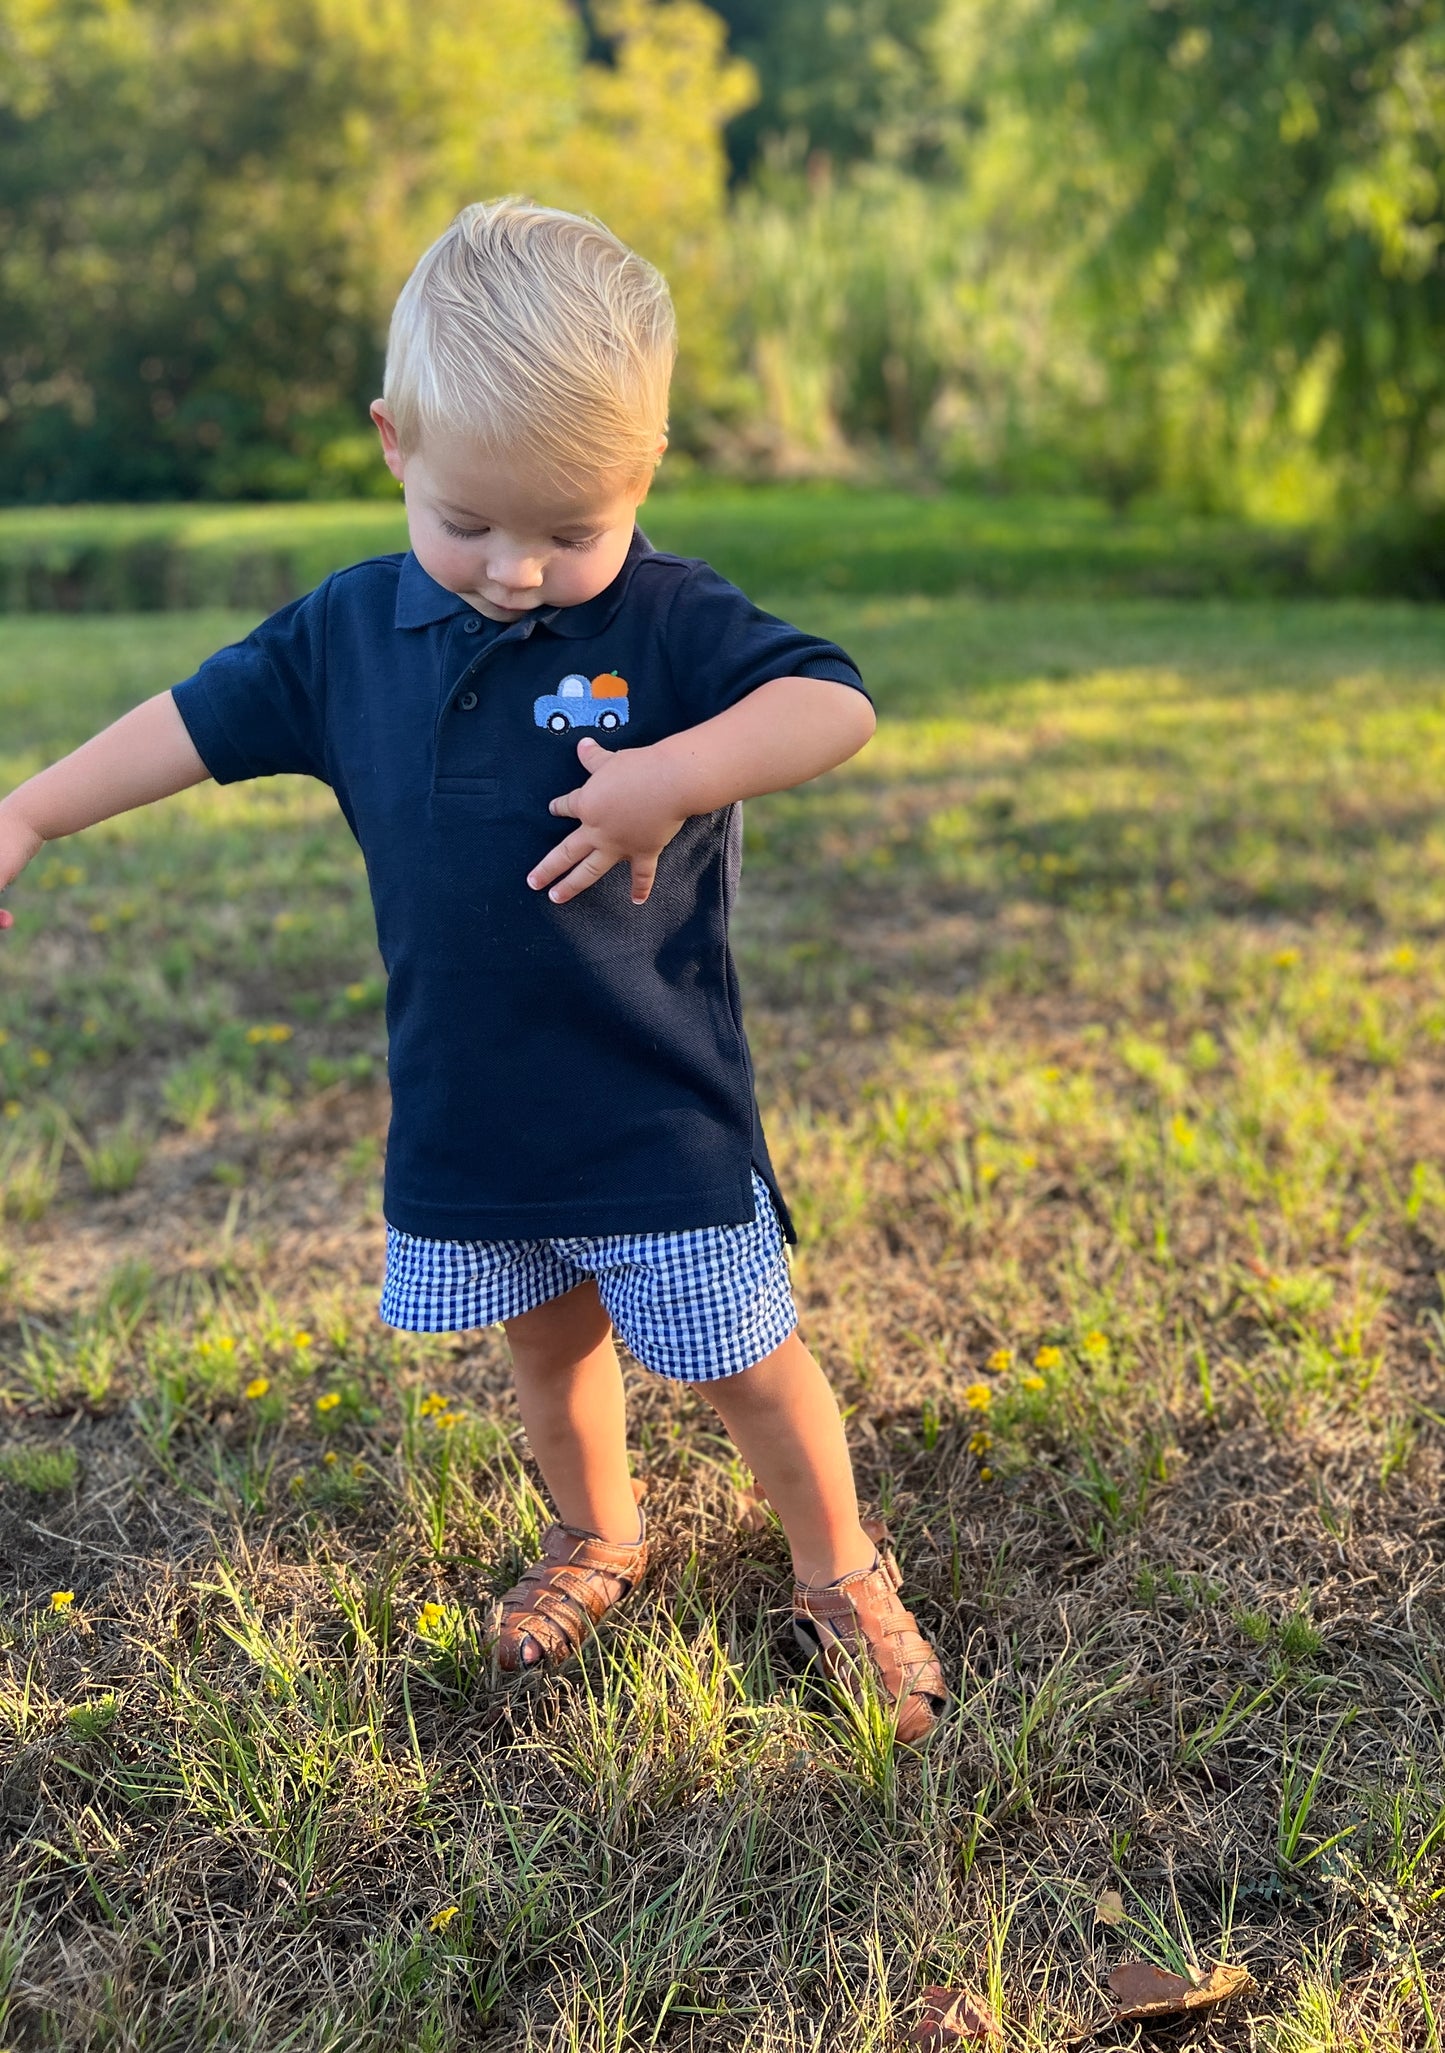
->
xmin=791 ymin=1517 xmax=949 ymax=1745
xmin=493 ymin=1515 xmax=649 ymax=1673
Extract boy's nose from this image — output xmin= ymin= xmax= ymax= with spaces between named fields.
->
xmin=489 ymin=553 xmax=545 ymax=592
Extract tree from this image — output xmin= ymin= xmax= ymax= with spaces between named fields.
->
xmin=978 ymin=0 xmax=1445 ymax=509
xmin=0 ymin=0 xmax=752 ymax=499
xmin=706 ymin=0 xmax=954 ymax=178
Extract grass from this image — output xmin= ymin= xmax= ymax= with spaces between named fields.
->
xmin=1 ymin=592 xmax=1444 ymax=2048
xmin=0 ymin=484 xmax=1325 ymax=614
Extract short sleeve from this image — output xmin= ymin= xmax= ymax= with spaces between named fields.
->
xmin=171 ymin=581 xmax=331 ymax=786
xmin=663 ymin=561 xmax=867 ymax=725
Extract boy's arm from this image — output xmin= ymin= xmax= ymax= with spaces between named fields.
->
xmin=0 ymin=691 xmax=209 ymax=929
xmin=531 ymin=674 xmax=875 ymax=906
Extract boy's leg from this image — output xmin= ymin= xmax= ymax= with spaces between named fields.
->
xmin=699 ymin=1331 xmax=877 ymax=1585
xmin=504 ymin=1280 xmax=642 ymax=1544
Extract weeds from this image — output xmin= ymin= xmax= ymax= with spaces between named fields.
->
xmin=1 ymin=597 xmax=1442 ymax=2046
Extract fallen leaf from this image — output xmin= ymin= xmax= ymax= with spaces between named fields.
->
xmin=910 ymin=1985 xmax=1000 ymax=2047
xmin=1095 ymin=1889 xmax=1127 ymax=1927
xmin=1108 ymin=1960 xmax=1254 ymax=2022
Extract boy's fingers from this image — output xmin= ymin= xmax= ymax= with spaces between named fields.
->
xmin=546 ymin=847 xmax=617 ymax=903
xmin=576 ymin=736 xmax=609 ymax=766
xmin=0 ymin=909 xmax=12 ymax=930
xmin=527 ymin=828 xmax=592 ymax=890
xmin=629 ymin=856 xmax=657 ymax=905
xmin=548 ymin=783 xmax=587 ymax=820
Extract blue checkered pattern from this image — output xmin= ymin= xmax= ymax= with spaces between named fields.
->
xmin=379 ymin=1171 xmax=796 ymax=1382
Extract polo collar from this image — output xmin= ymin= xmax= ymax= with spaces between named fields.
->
xmin=393 ymin=527 xmax=655 ymax=635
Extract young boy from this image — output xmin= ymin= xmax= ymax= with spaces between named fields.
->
xmin=0 ymin=201 xmax=947 ymax=1741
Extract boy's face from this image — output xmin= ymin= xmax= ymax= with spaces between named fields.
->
xmin=372 ymin=403 xmax=650 ymax=624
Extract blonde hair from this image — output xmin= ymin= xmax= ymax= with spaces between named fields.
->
xmin=383 ymin=199 xmax=677 ymax=488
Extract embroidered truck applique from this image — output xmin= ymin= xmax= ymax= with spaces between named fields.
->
xmin=534 ymin=672 xmax=630 ymax=734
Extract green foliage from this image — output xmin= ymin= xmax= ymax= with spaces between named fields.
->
xmin=0 ymin=0 xmax=751 ymax=501
xmin=0 ymin=1443 xmax=78 ymax=1495
xmin=979 ymin=0 xmax=1445 ymax=514
xmin=708 ymin=0 xmax=955 ymax=177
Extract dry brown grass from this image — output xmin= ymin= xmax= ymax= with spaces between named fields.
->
xmin=3 ymin=597 xmax=1444 ymax=2049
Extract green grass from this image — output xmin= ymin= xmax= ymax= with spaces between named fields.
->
xmin=0 ymin=484 xmax=1324 ymax=613
xmin=1 ymin=595 xmax=1443 ymax=2049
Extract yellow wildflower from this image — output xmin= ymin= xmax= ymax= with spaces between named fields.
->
xmin=1170 ymin=1115 xmax=1197 ymax=1150
xmin=0 ymin=1030 xmax=8 ymax=1046
xmin=967 ymin=1431 xmax=991 ymax=1457
xmin=1022 ymin=1374 xmax=1047 ymax=1393
xmin=1034 ymin=1345 xmax=1064 ymax=1371
xmin=50 ymin=1590 xmax=75 ymax=1612
xmin=352 ymin=1458 xmax=367 ymax=1479
xmin=60 ymin=865 xmax=84 ymax=886
xmin=416 ymin=1601 xmax=447 ymax=1634
xmin=243 ymin=1376 xmax=270 ymax=1400
xmin=273 ymin=911 xmax=297 ymax=932
xmin=88 ymin=914 xmax=110 ymax=934
xmin=429 ymin=1904 xmax=460 ymax=1932
xmin=345 ymin=982 xmax=369 ymax=1003
xmin=419 ymin=1393 xmax=448 ymax=1417
xmin=1390 ymin=945 xmax=1417 ymax=971
xmin=986 ymin=1348 xmax=1013 ymax=1374
xmin=1273 ymin=948 xmax=1300 ymax=969
xmin=292 ymin=1331 xmax=313 ymax=1349
xmin=437 ymin=1411 xmax=462 ymax=1430
xmin=979 ymin=1467 xmax=994 ymax=1482
xmin=962 ymin=1382 xmax=993 ymax=1411
xmin=214 ymin=1336 xmax=236 ymax=1355
xmin=117 ymin=901 xmax=138 ymax=922
xmin=323 ymin=1450 xmax=338 ymax=1467
xmin=29 ymin=1049 xmax=51 ymax=1068
xmin=3 ymin=1101 xmax=20 ymax=1119
xmin=316 ymin=1391 xmax=341 ymax=1414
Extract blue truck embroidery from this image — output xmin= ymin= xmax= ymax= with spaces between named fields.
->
xmin=534 ymin=672 xmax=630 ymax=734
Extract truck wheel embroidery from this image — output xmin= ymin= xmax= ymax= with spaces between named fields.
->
xmin=534 ymin=671 xmax=630 ymax=734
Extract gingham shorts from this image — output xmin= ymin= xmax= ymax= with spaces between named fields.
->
xmin=378 ymin=1171 xmax=797 ymax=1382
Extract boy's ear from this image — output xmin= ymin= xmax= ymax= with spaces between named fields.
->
xmin=370 ymin=400 xmax=406 ymax=483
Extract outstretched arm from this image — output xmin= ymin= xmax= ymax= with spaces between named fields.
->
xmin=0 ymin=691 xmax=209 ymax=929
xmin=529 ymin=673 xmax=876 ymax=906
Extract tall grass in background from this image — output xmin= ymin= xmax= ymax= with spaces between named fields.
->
xmin=725 ymin=166 xmax=1155 ymax=501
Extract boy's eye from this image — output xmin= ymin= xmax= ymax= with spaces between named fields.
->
xmin=553 ymin=533 xmax=599 ymax=552
xmin=439 ymin=519 xmax=488 ymax=540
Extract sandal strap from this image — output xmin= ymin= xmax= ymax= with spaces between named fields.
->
xmin=793 ymin=1521 xmax=947 ymax=1742
xmin=496 ymin=1520 xmax=648 ymax=1669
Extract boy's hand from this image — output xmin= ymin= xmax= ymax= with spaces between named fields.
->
xmin=530 ymin=737 xmax=688 ymax=906
xmin=0 ymin=809 xmax=44 ymax=930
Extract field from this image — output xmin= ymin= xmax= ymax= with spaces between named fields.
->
xmin=2 ymin=586 xmax=1444 ymax=2048
xmin=0 ymin=488 xmax=1327 ymax=614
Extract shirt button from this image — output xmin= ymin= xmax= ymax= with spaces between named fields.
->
xmin=457 ymin=690 xmax=478 ymax=711
xmin=463 ymin=617 xmax=482 ymax=634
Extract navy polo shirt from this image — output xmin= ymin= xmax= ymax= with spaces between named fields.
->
xmin=171 ymin=529 xmax=866 ymax=1242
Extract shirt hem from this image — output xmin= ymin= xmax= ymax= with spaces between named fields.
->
xmin=382 ymin=1179 xmax=758 ymax=1242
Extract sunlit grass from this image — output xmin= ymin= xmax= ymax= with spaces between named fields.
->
xmin=1 ymin=595 xmax=1443 ymax=2047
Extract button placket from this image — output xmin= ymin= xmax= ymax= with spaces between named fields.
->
xmin=434 ymin=615 xmax=538 ymax=794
